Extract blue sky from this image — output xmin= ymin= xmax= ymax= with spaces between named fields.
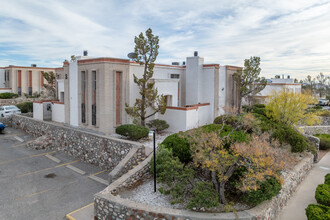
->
xmin=0 ymin=0 xmax=329 ymax=79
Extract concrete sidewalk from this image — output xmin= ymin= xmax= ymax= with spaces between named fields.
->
xmin=277 ymin=151 xmax=330 ymax=220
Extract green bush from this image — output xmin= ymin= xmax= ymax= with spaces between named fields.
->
xmin=305 ymin=204 xmax=330 ymax=220
xmin=16 ymin=102 xmax=33 ymax=113
xmin=272 ymin=124 xmax=312 ymax=153
xmin=313 ymin=106 xmax=323 ymax=110
xmin=253 ymin=104 xmax=266 ymax=108
xmin=161 ymin=133 xmax=191 ymax=164
xmin=0 ymin=92 xmax=19 ymax=99
xmin=242 ymin=177 xmax=282 ymax=206
xmin=214 ymin=115 xmax=238 ymax=127
xmin=187 ymin=181 xmax=219 ymax=209
xmin=325 ymin=174 xmax=330 ymax=185
xmin=315 ymin=184 xmax=330 ymax=206
xmin=115 ymin=124 xmax=149 ymax=140
xmin=151 ymin=146 xmax=194 ymax=205
xmin=146 ymin=119 xmax=169 ymax=132
xmin=314 ymin=134 xmax=330 ymax=150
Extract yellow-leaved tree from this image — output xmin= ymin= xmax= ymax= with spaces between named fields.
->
xmin=266 ymin=89 xmax=319 ymax=126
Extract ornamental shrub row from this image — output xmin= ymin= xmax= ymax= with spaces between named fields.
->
xmin=305 ymin=174 xmax=330 ymax=219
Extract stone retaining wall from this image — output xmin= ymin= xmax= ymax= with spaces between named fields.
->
xmin=10 ymin=115 xmax=146 ymax=171
xmin=319 ymin=117 xmax=330 ymax=126
xmin=0 ymin=98 xmax=41 ymax=106
xmin=300 ymin=126 xmax=330 ymax=135
xmin=94 ymin=151 xmax=314 ymax=220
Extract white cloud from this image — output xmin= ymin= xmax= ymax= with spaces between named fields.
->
xmin=0 ymin=0 xmax=329 ymax=79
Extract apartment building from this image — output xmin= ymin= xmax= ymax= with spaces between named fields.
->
xmin=58 ymin=52 xmax=241 ymax=134
xmin=0 ymin=64 xmax=64 ymax=96
xmin=253 ymin=75 xmax=302 ymax=103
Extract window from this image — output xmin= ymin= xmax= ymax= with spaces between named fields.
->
xmin=81 ymin=71 xmax=86 ymax=123
xmin=170 ymin=74 xmax=180 ymax=79
xmin=92 ymin=71 xmax=97 ymax=126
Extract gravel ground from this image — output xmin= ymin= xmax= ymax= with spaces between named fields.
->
xmin=120 ymin=179 xmax=186 ymax=209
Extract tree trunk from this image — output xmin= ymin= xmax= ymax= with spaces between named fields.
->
xmin=219 ymin=180 xmax=227 ymax=204
xmin=140 ymin=62 xmax=148 ymax=126
xmin=211 ymin=171 xmax=219 ymax=193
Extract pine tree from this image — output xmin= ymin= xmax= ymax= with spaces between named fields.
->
xmin=125 ymin=28 xmax=166 ymax=126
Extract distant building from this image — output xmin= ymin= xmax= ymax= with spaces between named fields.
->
xmin=253 ymin=74 xmax=302 ymax=104
xmin=0 ymin=64 xmax=64 ymax=96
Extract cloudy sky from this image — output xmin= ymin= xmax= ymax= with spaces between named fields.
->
xmin=0 ymin=0 xmax=329 ymax=79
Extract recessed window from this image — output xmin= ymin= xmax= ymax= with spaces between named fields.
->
xmin=170 ymin=74 xmax=180 ymax=79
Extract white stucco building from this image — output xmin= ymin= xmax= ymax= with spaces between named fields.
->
xmin=253 ymin=75 xmax=302 ymax=103
xmin=41 ymin=51 xmax=241 ymax=134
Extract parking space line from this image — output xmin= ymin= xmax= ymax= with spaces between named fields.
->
xmin=16 ymin=160 xmax=79 ymax=178
xmin=0 ymin=151 xmax=56 ymax=165
xmin=0 ymin=133 xmax=24 ymax=138
xmin=55 ymin=160 xmax=79 ymax=168
xmin=91 ymin=170 xmax=106 ymax=176
xmin=66 ymin=202 xmax=93 ymax=220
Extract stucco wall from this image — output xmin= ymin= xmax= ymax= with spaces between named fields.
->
xmin=52 ymin=102 xmax=65 ymax=123
xmin=0 ymin=69 xmax=5 ymax=88
xmin=158 ymin=104 xmax=212 ymax=132
xmin=33 ymin=102 xmax=43 ymax=121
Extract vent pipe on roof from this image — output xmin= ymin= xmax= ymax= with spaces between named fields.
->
xmin=172 ymin=62 xmax=180 ymax=65
xmin=182 ymin=61 xmax=186 ymax=65
xmin=287 ymin=75 xmax=290 ymax=79
xmin=83 ymin=50 xmax=88 ymax=56
xmin=31 ymin=64 xmax=37 ymax=67
xmin=194 ymin=51 xmax=198 ymax=56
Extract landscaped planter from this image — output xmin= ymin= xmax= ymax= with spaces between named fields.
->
xmin=94 ymin=153 xmax=314 ymax=220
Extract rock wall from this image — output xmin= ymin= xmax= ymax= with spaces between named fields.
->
xmin=10 ymin=115 xmax=145 ymax=171
xmin=0 ymin=98 xmax=41 ymax=106
xmin=94 ymin=151 xmax=314 ymax=220
xmin=300 ymin=126 xmax=330 ymax=135
xmin=319 ymin=117 xmax=330 ymax=126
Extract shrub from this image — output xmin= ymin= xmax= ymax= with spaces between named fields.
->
xmin=151 ymin=146 xmax=194 ymax=204
xmin=16 ymin=102 xmax=33 ymax=113
xmin=214 ymin=115 xmax=238 ymax=127
xmin=316 ymin=110 xmax=330 ymax=117
xmin=187 ymin=181 xmax=219 ymax=209
xmin=305 ymin=204 xmax=330 ymax=220
xmin=251 ymin=104 xmax=267 ymax=116
xmin=313 ymin=106 xmax=323 ymax=110
xmin=325 ymin=174 xmax=330 ymax=185
xmin=161 ymin=133 xmax=191 ymax=164
xmin=272 ymin=124 xmax=311 ymax=153
xmin=253 ymin=104 xmax=266 ymax=108
xmin=315 ymin=184 xmax=330 ymax=206
xmin=115 ymin=124 xmax=149 ymax=140
xmin=314 ymin=134 xmax=330 ymax=150
xmin=0 ymin=92 xmax=19 ymax=99
xmin=242 ymin=176 xmax=282 ymax=206
xmin=146 ymin=119 xmax=169 ymax=132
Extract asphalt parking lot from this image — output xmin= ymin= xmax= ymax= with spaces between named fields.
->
xmin=0 ymin=127 xmax=108 ymax=220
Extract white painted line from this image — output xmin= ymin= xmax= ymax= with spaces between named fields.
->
xmin=319 ymin=166 xmax=330 ymax=171
xmin=66 ymin=165 xmax=86 ymax=175
xmin=88 ymin=175 xmax=108 ymax=185
xmin=14 ymin=136 xmax=24 ymax=142
xmin=45 ymin=154 xmax=61 ymax=163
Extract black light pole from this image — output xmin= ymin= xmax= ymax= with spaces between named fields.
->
xmin=153 ymin=129 xmax=156 ymax=193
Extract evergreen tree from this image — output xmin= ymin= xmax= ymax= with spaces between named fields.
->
xmin=125 ymin=28 xmax=166 ymax=126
